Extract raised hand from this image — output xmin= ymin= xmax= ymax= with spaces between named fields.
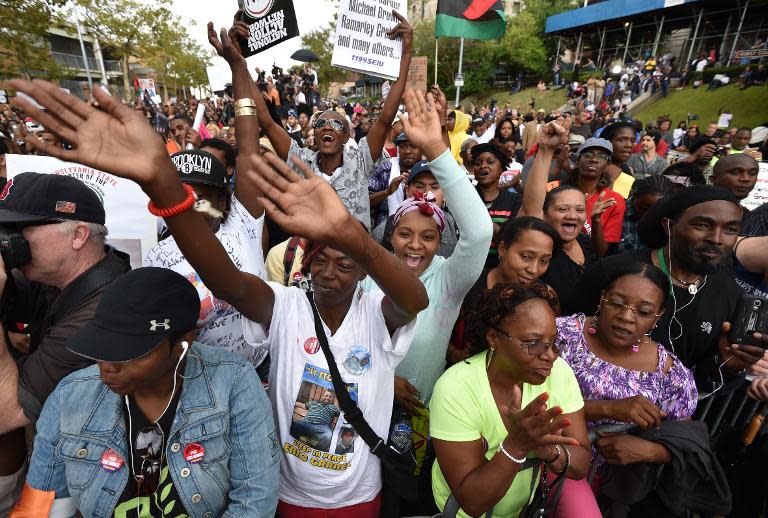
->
xmin=429 ymin=84 xmax=448 ymax=126
xmin=501 ymin=386 xmax=579 ymax=458
xmin=247 ymin=153 xmax=355 ymax=244
xmin=589 ymin=191 xmax=617 ymax=221
xmin=400 ymin=89 xmax=447 ymax=161
xmin=6 ymin=79 xmax=166 ymax=184
xmin=537 ymin=117 xmax=571 ymax=152
xmin=388 ymin=10 xmax=413 ymax=57
xmin=209 ymin=11 xmax=247 ymax=63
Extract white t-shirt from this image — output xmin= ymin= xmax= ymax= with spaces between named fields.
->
xmin=243 ymin=284 xmax=416 ymax=508
xmin=144 ymin=195 xmax=267 ymax=366
xmin=386 ymin=157 xmax=405 ymax=215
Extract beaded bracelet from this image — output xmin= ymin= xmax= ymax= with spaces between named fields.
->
xmin=147 ymin=184 xmax=196 ymax=218
xmin=498 ymin=441 xmax=527 ymax=464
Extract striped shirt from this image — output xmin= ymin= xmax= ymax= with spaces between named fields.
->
xmin=304 ymin=400 xmax=340 ymax=425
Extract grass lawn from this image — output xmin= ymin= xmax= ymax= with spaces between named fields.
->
xmin=459 ymin=86 xmax=568 ymax=114
xmin=629 ymin=85 xmax=768 ymax=129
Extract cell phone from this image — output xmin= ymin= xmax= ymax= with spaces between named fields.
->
xmin=728 ymin=293 xmax=768 ymax=347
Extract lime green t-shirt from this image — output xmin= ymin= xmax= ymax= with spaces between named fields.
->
xmin=612 ymin=172 xmax=635 ymax=199
xmin=430 ymin=352 xmax=584 ymax=518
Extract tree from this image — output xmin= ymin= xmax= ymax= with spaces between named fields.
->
xmin=75 ymin=0 xmax=166 ymax=100
xmin=0 ymin=0 xmax=68 ymax=79
xmin=299 ymin=14 xmax=349 ymax=96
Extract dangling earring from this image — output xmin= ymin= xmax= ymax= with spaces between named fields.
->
xmin=486 ymin=347 xmax=495 ymax=369
xmin=587 ymin=315 xmax=598 ymax=335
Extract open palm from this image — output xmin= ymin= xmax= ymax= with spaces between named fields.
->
xmin=245 ymin=153 xmax=354 ymax=243
xmin=400 ymin=89 xmax=446 ymax=160
xmin=8 ymin=79 xmax=167 ymax=185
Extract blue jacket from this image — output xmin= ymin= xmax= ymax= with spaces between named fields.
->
xmin=14 ymin=343 xmax=280 ymax=518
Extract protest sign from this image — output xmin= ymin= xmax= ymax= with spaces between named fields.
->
xmin=239 ymin=0 xmax=300 ymax=58
xmin=743 ymin=162 xmax=768 ymax=212
xmin=406 ymin=56 xmax=427 ymax=91
xmin=331 ymin=0 xmax=408 ymax=81
xmin=5 ymin=154 xmax=157 ymax=269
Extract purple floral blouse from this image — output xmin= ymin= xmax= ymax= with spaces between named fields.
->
xmin=555 ymin=314 xmax=698 ymax=427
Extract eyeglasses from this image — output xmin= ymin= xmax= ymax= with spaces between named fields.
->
xmin=132 ymin=425 xmax=165 ymax=496
xmin=600 ymin=296 xmax=662 ymax=319
xmin=314 ymin=118 xmax=345 ymax=132
xmin=493 ymin=327 xmax=560 ymax=356
xmin=580 ymin=151 xmax=611 ymax=162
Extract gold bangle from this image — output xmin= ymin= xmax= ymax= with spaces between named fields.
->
xmin=234 ymin=98 xmax=257 ymax=109
xmin=235 ymin=107 xmax=258 ymax=117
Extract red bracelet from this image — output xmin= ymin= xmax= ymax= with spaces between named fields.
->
xmin=147 ymin=184 xmax=197 ymax=218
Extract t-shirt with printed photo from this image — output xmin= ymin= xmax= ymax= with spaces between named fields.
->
xmin=144 ymin=195 xmax=267 ymax=367
xmin=243 ymin=283 xmax=416 ymax=508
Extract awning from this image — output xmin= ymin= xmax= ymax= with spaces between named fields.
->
xmin=545 ymin=0 xmax=702 ymax=34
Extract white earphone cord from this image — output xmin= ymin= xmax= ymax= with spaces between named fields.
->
xmin=125 ymin=341 xmax=188 ymax=516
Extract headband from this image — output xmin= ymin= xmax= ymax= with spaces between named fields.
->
xmin=392 ymin=191 xmax=446 ymax=234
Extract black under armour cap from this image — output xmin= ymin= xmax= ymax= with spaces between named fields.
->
xmin=171 ymin=150 xmax=227 ymax=189
xmin=66 ymin=267 xmax=201 ymax=362
xmin=0 ymin=172 xmax=105 ymax=224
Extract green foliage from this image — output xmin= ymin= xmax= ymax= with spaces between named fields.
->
xmin=300 ymin=14 xmax=349 ymax=95
xmin=0 ymin=0 xmax=68 ymax=79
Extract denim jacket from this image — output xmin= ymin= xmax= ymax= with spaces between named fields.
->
xmin=15 ymin=343 xmax=280 ymax=518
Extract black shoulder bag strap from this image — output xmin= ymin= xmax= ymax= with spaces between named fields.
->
xmin=54 ymin=250 xmax=130 ymax=322
xmin=305 ymin=290 xmax=401 ymax=465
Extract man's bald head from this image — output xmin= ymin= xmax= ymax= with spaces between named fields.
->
xmin=711 ymin=153 xmax=760 ymax=200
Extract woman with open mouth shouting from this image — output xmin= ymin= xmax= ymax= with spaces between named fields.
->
xmin=518 ymin=119 xmax=603 ymax=315
xmin=361 ymin=89 xmax=492 ymax=513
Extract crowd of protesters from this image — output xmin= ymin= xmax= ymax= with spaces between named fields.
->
xmin=0 ymin=8 xmax=768 ymax=518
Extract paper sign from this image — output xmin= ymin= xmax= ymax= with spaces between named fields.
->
xmin=5 ymin=154 xmax=157 ymax=269
xmin=717 ymin=112 xmax=733 ymax=129
xmin=743 ymin=162 xmax=768 ymax=212
xmin=406 ymin=56 xmax=427 ymax=92
xmin=381 ymin=80 xmax=391 ymax=99
xmin=331 ymin=0 xmax=408 ymax=81
xmin=239 ymin=0 xmax=300 ymax=57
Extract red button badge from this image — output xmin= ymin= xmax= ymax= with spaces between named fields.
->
xmin=184 ymin=443 xmax=205 ymax=463
xmin=100 ymin=449 xmax=124 ymax=471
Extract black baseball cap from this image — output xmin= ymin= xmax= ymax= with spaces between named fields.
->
xmin=171 ymin=150 xmax=228 ymax=189
xmin=66 ymin=267 xmax=201 ymax=362
xmin=0 ymin=172 xmax=105 ymax=225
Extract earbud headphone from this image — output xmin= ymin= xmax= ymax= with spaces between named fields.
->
xmin=180 ymin=340 xmax=189 ymax=359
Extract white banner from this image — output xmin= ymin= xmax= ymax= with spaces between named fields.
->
xmin=331 ymin=0 xmax=407 ymax=81
xmin=5 ymin=154 xmax=156 ymax=269
xmin=743 ymin=162 xmax=768 ymax=212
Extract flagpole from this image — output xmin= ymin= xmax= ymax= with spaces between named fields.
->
xmin=434 ymin=37 xmax=439 ymax=85
xmin=455 ymin=37 xmax=464 ymax=107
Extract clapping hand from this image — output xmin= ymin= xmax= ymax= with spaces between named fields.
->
xmin=501 ymin=386 xmax=579 ymax=458
xmin=589 ymin=191 xmax=617 ymax=221
xmin=7 ymin=79 xmax=167 ymax=185
xmin=400 ymin=89 xmax=447 ymax=161
xmin=246 ymin=153 xmax=356 ymax=244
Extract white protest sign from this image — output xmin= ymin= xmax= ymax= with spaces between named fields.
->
xmin=331 ymin=0 xmax=407 ymax=81
xmin=717 ymin=112 xmax=733 ymax=128
xmin=743 ymin=162 xmax=768 ymax=212
xmin=5 ymin=154 xmax=157 ymax=269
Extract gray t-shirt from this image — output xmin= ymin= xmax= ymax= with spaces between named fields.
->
xmin=288 ymin=138 xmax=389 ymax=230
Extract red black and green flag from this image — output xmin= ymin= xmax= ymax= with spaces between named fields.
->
xmin=435 ymin=0 xmax=507 ymax=40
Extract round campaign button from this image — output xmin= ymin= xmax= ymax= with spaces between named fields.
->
xmin=304 ymin=337 xmax=320 ymax=355
xmin=184 ymin=443 xmax=206 ymax=464
xmin=100 ymin=449 xmax=124 ymax=472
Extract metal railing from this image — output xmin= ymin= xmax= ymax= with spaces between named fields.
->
xmin=50 ymin=51 xmax=123 ymax=74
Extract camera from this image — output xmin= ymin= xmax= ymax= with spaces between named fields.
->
xmin=0 ymin=224 xmax=32 ymax=269
xmin=714 ymin=146 xmax=729 ymax=157
xmin=687 ymin=112 xmax=699 ymax=121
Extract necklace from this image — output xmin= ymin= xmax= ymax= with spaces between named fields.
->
xmin=657 ymin=248 xmax=704 ymax=295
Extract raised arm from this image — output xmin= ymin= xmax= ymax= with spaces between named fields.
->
xmin=250 ymin=153 xmax=428 ymax=329
xmin=400 ymin=89 xmax=492 ymax=295
xmin=208 ymin=19 xmax=263 ymax=218
xmin=366 ymin=10 xmax=413 ymax=161
xmin=517 ymin=118 xmax=571 ymax=218
xmin=226 ymin=12 xmax=291 ymax=160
xmin=8 ymin=79 xmax=276 ymax=325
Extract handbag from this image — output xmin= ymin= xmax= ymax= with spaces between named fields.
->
xmin=305 ymin=291 xmax=418 ymax=499
xmin=518 ymin=446 xmax=571 ymax=518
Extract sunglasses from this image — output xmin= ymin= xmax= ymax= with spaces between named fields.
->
xmin=132 ymin=425 xmax=165 ymax=496
xmin=314 ymin=118 xmax=345 ymax=132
